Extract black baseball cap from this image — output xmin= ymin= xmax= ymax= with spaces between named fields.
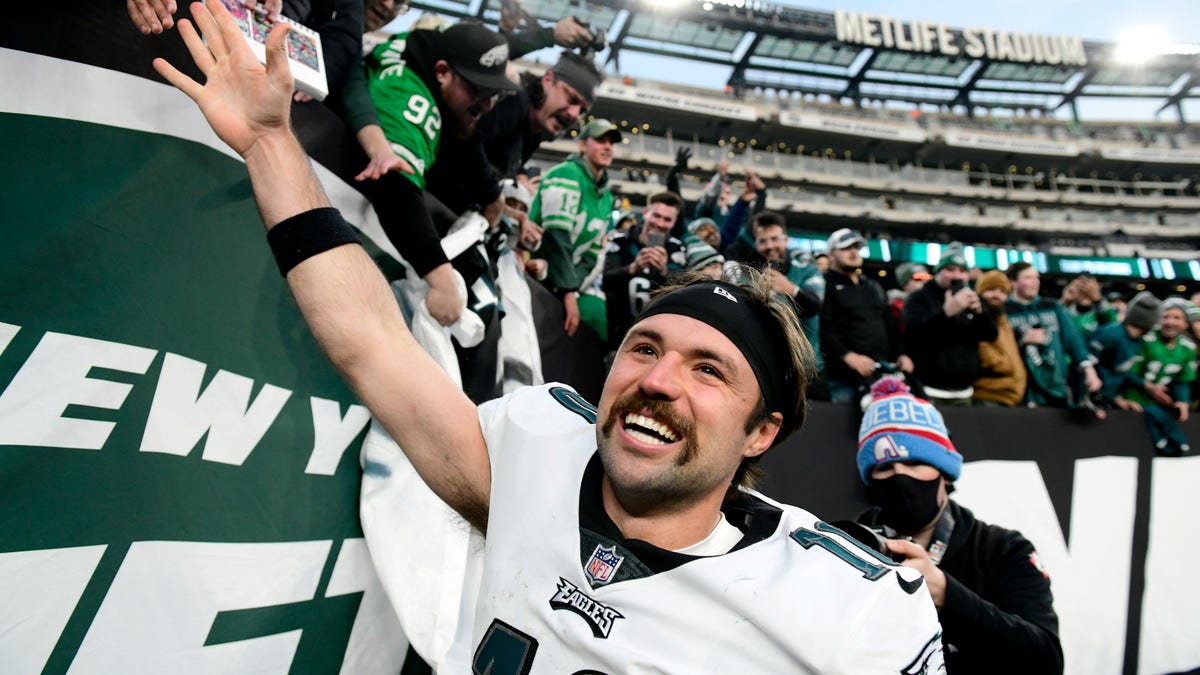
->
xmin=437 ymin=22 xmax=520 ymax=94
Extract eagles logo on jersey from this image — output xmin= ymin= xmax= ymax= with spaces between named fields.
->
xmin=548 ymin=578 xmax=624 ymax=638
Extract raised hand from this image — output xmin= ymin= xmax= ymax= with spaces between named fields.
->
xmin=152 ymin=0 xmax=294 ymax=159
xmin=674 ymin=146 xmax=692 ymax=170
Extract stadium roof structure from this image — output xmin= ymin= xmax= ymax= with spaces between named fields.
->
xmin=412 ymin=0 xmax=1200 ymax=121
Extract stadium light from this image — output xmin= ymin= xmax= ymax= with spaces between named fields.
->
xmin=646 ymin=0 xmax=694 ymax=11
xmin=1114 ymin=26 xmax=1171 ymax=64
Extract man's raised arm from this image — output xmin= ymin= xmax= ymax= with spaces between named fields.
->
xmin=153 ymin=0 xmax=491 ymax=530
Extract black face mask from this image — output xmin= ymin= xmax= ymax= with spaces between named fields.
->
xmin=866 ymin=473 xmax=943 ymax=534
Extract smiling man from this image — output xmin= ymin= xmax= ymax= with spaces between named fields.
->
xmin=530 ymin=118 xmax=621 ymax=337
xmin=332 ymin=18 xmax=520 ymax=329
xmin=477 ymin=51 xmax=601 ymax=179
xmin=153 ymin=3 xmax=944 ymax=670
xmin=602 ymin=191 xmax=686 ymax=350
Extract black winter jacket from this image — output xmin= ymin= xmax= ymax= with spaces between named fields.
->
xmin=859 ymin=501 xmax=1063 ymax=675
xmin=903 ymin=280 xmax=998 ymax=390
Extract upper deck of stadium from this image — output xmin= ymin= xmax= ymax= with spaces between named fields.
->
xmin=413 ymin=0 xmax=1200 ymax=125
xmin=406 ymin=0 xmax=1199 ymax=283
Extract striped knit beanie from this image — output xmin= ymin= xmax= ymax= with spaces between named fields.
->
xmin=857 ymin=377 xmax=962 ymax=484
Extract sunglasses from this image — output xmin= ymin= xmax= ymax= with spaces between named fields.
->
xmin=455 ymin=70 xmax=506 ymax=103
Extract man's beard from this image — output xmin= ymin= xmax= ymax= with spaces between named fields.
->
xmin=449 ymin=104 xmax=484 ymax=140
xmin=450 ymin=118 xmax=477 ymax=140
xmin=540 ymin=107 xmax=573 ymax=139
xmin=597 ymin=392 xmax=706 ymax=513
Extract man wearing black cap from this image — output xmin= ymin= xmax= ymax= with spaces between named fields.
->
xmin=426 ymin=50 xmax=603 ymax=254
xmin=530 ymin=118 xmax=622 ymax=337
xmin=903 ymin=244 xmax=998 ymax=406
xmin=154 ymin=7 xmax=945 ymax=667
xmin=820 ymin=228 xmax=910 ymax=403
xmin=329 ymin=19 xmax=520 ymax=329
xmin=480 ymin=51 xmax=602 ymax=180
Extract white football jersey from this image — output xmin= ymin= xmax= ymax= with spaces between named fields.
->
xmin=438 ymin=384 xmax=945 ymax=674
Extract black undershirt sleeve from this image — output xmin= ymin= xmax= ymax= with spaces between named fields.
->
xmin=353 ymin=171 xmax=449 ymax=278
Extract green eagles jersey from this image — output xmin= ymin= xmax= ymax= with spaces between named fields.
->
xmin=1066 ymin=302 xmax=1117 ymax=337
xmin=1006 ymin=296 xmax=1092 ymax=403
xmin=783 ymin=256 xmax=825 ymax=370
xmin=530 ymin=155 xmax=614 ymax=294
xmin=1125 ymin=330 xmax=1198 ymax=406
xmin=364 ymin=33 xmax=442 ymax=190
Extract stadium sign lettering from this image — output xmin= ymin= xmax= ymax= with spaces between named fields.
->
xmin=834 ymin=11 xmax=1087 ymax=66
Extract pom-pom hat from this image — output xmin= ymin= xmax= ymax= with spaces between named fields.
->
xmin=857 ymin=377 xmax=962 ymax=484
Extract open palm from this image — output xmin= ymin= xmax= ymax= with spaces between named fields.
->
xmin=153 ymin=0 xmax=294 ymax=158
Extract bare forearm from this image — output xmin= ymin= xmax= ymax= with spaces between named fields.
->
xmin=285 ymin=239 xmax=491 ymax=529
xmin=244 ymin=132 xmax=487 ymax=521
xmin=243 ymin=131 xmax=331 ymax=228
xmin=355 ymin=124 xmax=391 ymax=159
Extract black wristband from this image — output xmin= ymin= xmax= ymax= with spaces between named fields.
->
xmin=266 ymin=207 xmax=360 ymax=276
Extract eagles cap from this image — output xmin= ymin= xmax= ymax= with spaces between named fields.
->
xmin=438 ymin=22 xmax=520 ymax=94
xmin=827 ymin=228 xmax=866 ymax=251
xmin=935 ymin=244 xmax=969 ymax=273
xmin=579 ymin=118 xmax=622 ymax=143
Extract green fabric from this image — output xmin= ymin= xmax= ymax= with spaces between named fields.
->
xmin=530 ymin=155 xmax=614 ymax=294
xmin=364 ymin=33 xmax=441 ymax=189
xmin=783 ymin=258 xmax=825 ymax=371
xmin=1124 ymin=330 xmax=1198 ymax=406
xmin=340 ymin=54 xmax=381 ymax=133
xmin=578 ymin=291 xmax=607 ymax=342
xmin=1066 ymin=303 xmax=1117 ymax=337
xmin=1 ymin=113 xmax=373 ymax=672
xmin=1006 ymin=296 xmax=1090 ymax=403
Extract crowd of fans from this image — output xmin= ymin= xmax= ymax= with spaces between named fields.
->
xmin=125 ymin=2 xmax=1200 ymax=670
xmin=128 ymin=0 xmax=1198 ymax=453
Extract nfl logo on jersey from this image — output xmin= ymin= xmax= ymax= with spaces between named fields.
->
xmin=585 ymin=544 xmax=624 ymax=586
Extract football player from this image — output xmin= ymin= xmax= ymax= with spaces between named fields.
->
xmin=154 ymin=3 xmax=946 ymax=670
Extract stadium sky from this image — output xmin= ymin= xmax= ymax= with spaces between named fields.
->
xmin=393 ymin=0 xmax=1200 ymax=121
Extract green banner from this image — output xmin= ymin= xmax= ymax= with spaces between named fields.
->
xmin=0 ymin=107 xmax=405 ymax=672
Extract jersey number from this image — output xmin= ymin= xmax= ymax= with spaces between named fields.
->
xmin=402 ymin=94 xmax=441 ymax=141
xmin=628 ymin=276 xmax=653 ymax=314
xmin=473 ymin=619 xmax=538 ymax=675
xmin=473 ymin=619 xmax=612 ymax=675
xmin=790 ymin=522 xmax=892 ymax=581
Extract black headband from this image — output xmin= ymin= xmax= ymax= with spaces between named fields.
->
xmin=637 ymin=281 xmax=796 ymax=435
xmin=549 ymin=57 xmax=600 ymax=105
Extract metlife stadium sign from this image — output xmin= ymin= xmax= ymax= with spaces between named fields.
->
xmin=834 ymin=10 xmax=1088 ymax=66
